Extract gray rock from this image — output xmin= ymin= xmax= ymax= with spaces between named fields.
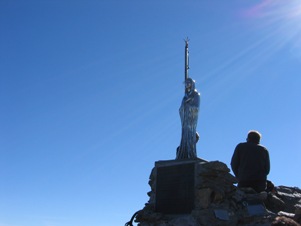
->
xmin=134 ymin=160 xmax=301 ymax=226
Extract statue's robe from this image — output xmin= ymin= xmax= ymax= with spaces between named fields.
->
xmin=177 ymin=80 xmax=200 ymax=160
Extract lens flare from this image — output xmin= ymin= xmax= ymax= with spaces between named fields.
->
xmin=242 ymin=0 xmax=301 ymax=60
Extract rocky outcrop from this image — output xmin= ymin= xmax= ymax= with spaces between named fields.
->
xmin=133 ymin=160 xmax=301 ymax=226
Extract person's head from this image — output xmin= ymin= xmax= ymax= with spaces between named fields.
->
xmin=247 ymin=130 xmax=261 ymax=144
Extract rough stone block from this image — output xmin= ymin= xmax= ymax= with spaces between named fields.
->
xmin=195 ymin=188 xmax=212 ymax=209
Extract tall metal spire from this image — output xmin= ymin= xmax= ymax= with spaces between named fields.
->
xmin=184 ymin=37 xmax=190 ymax=81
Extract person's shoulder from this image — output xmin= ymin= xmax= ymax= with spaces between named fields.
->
xmin=237 ymin=142 xmax=248 ymax=146
xmin=258 ymin=144 xmax=268 ymax=151
xmin=235 ymin=142 xmax=247 ymax=149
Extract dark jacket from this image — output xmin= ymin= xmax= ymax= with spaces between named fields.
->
xmin=231 ymin=142 xmax=270 ymax=182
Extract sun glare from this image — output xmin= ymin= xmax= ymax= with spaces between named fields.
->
xmin=245 ymin=0 xmax=301 ymax=18
xmin=243 ymin=0 xmax=301 ymax=59
xmin=287 ymin=1 xmax=301 ymax=18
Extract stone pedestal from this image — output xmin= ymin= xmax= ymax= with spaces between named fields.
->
xmin=137 ymin=159 xmax=285 ymax=225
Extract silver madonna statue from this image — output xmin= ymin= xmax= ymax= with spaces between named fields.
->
xmin=176 ymin=78 xmax=200 ymax=160
xmin=176 ymin=39 xmax=201 ymax=160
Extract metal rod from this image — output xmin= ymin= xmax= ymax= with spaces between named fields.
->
xmin=184 ymin=38 xmax=190 ymax=81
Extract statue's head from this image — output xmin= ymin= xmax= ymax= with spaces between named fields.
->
xmin=185 ymin=78 xmax=196 ymax=94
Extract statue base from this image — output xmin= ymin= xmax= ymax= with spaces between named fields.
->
xmin=135 ymin=159 xmax=280 ymax=226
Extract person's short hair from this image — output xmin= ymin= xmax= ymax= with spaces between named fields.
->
xmin=247 ymin=130 xmax=261 ymax=144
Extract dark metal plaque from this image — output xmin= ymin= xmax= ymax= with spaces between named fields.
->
xmin=247 ymin=204 xmax=266 ymax=216
xmin=155 ymin=162 xmax=195 ymax=214
xmin=244 ymin=200 xmax=267 ymax=216
xmin=214 ymin=209 xmax=230 ymax=220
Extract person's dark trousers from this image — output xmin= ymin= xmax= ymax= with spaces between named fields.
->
xmin=238 ymin=180 xmax=267 ymax=193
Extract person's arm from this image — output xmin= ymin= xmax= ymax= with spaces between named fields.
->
xmin=265 ymin=149 xmax=270 ymax=175
xmin=231 ymin=145 xmax=240 ymax=177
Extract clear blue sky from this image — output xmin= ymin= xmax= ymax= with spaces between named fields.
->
xmin=1 ymin=1 xmax=301 ymax=225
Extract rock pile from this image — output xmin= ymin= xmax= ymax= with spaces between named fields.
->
xmin=134 ymin=159 xmax=301 ymax=226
